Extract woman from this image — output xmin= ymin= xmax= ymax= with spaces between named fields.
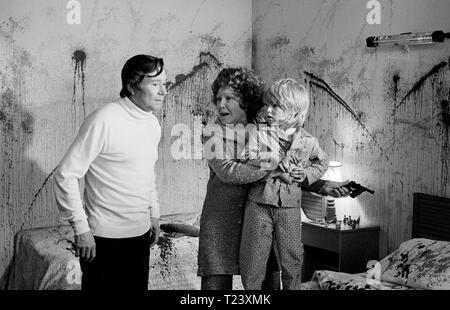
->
xmin=198 ymin=68 xmax=348 ymax=290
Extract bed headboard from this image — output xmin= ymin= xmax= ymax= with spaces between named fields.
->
xmin=412 ymin=193 xmax=450 ymax=241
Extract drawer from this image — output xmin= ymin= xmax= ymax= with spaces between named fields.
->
xmin=301 ymin=224 xmax=339 ymax=252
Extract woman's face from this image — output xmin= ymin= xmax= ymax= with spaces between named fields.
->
xmin=215 ymin=86 xmax=247 ymax=125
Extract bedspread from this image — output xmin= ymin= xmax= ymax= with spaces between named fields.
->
xmin=5 ymin=225 xmax=80 ymax=290
xmin=3 ymin=224 xmax=220 ymax=290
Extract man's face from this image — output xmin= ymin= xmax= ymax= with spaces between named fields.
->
xmin=131 ymin=70 xmax=168 ymax=112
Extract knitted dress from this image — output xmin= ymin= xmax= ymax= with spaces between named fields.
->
xmin=197 ymin=124 xmax=268 ymax=276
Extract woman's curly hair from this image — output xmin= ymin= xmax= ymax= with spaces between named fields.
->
xmin=211 ymin=67 xmax=265 ymax=123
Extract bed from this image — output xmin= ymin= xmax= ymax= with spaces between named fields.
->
xmin=2 ymin=215 xmax=206 ymax=290
xmin=301 ymin=193 xmax=450 ymax=290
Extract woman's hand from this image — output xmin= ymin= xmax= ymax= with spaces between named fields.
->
xmin=278 ymin=157 xmax=291 ymax=173
xmin=320 ymin=180 xmax=351 ymax=198
xmin=265 ymin=170 xmax=293 ymax=184
xmin=290 ymin=166 xmax=306 ymax=183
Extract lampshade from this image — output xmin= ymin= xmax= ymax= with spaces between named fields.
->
xmin=321 ymin=161 xmax=343 ymax=222
xmin=321 ymin=161 xmax=343 ymax=182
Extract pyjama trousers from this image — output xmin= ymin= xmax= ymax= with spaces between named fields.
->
xmin=240 ymin=200 xmax=303 ymax=290
xmin=80 ymin=230 xmax=151 ymax=290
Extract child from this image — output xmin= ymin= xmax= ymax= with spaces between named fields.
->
xmin=239 ymin=78 xmax=329 ymax=290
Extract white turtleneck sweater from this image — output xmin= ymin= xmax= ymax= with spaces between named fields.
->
xmin=53 ymin=97 xmax=161 ymax=238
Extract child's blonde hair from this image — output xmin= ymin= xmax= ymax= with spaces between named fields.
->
xmin=262 ymin=78 xmax=310 ymax=129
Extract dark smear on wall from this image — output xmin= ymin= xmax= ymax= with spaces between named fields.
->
xmin=440 ymin=99 xmax=449 ymax=191
xmin=20 ymin=112 xmax=34 ymax=134
xmin=200 ymin=34 xmax=226 ymax=56
xmin=0 ymin=17 xmax=25 ymax=42
xmin=19 ymin=167 xmax=57 ymax=231
xmin=168 ymin=52 xmax=222 ymax=91
xmin=174 ymin=74 xmax=186 ymax=84
xmin=394 ymin=61 xmax=447 ymax=112
xmin=251 ymin=36 xmax=258 ymax=70
xmin=1 ymin=88 xmax=36 ymax=232
xmin=72 ymin=49 xmax=87 ymax=121
xmin=304 ymin=71 xmax=387 ymax=159
xmin=297 ymin=46 xmax=315 ymax=59
xmin=268 ymin=35 xmax=290 ymax=49
xmin=0 ymin=89 xmax=33 ymax=136
xmin=0 ymin=90 xmax=14 ymax=135
xmin=392 ymin=73 xmax=400 ymax=103
xmin=200 ymin=34 xmax=225 ymax=48
xmin=394 ymin=118 xmax=434 ymax=135
xmin=442 ymin=100 xmax=450 ymax=128
xmin=392 ymin=60 xmax=450 ymax=193
xmin=169 ymin=64 xmax=209 ymax=91
xmin=356 ymin=111 xmax=368 ymax=126
xmin=160 ymin=51 xmax=221 ymax=132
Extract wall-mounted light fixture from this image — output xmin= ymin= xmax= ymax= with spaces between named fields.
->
xmin=367 ymin=30 xmax=450 ymax=48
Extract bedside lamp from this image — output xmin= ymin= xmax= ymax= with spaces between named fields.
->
xmin=321 ymin=161 xmax=343 ymax=222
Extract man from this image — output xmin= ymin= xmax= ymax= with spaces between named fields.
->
xmin=53 ymin=54 xmax=167 ymax=290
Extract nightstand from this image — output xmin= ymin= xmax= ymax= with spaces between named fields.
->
xmin=301 ymin=221 xmax=380 ymax=282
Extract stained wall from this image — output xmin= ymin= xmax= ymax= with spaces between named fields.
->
xmin=253 ymin=0 xmax=450 ymax=257
xmin=0 ymin=0 xmax=251 ymax=278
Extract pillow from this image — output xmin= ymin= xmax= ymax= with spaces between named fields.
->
xmin=311 ymin=270 xmax=374 ymax=290
xmin=377 ymin=238 xmax=450 ymax=290
xmin=311 ymin=270 xmax=410 ymax=290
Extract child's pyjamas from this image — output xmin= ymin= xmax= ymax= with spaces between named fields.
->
xmin=240 ymin=201 xmax=303 ymax=289
xmin=239 ymin=125 xmax=328 ymax=290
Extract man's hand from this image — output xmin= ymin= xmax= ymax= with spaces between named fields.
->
xmin=150 ymin=217 xmax=160 ymax=248
xmin=74 ymin=231 xmax=96 ymax=262
xmin=320 ymin=180 xmax=351 ymax=198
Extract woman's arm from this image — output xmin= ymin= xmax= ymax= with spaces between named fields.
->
xmin=203 ymin=130 xmax=271 ymax=185
xmin=208 ymin=158 xmax=270 ymax=185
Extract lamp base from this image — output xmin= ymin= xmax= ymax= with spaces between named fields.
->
xmin=325 ymin=198 xmax=336 ymax=222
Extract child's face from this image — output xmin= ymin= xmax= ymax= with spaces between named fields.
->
xmin=215 ymin=86 xmax=247 ymax=125
xmin=265 ymin=103 xmax=287 ymax=126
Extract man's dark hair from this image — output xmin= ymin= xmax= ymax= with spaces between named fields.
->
xmin=120 ymin=54 xmax=164 ymax=98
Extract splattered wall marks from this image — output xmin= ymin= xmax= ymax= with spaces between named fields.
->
xmin=392 ymin=73 xmax=400 ymax=103
xmin=391 ymin=59 xmax=450 ymax=195
xmin=71 ymin=49 xmax=87 ymax=125
xmin=163 ymin=51 xmax=221 ymax=127
xmin=394 ymin=61 xmax=448 ymax=113
xmin=268 ymin=34 xmax=290 ymax=50
xmin=200 ymin=34 xmax=226 ymax=58
xmin=168 ymin=52 xmax=222 ymax=91
xmin=0 ymin=88 xmax=34 ymax=137
xmin=304 ymin=70 xmax=387 ymax=159
xmin=441 ymin=99 xmax=450 ymax=128
xmin=72 ymin=49 xmax=86 ymax=63
xmin=440 ymin=99 xmax=449 ymax=193
xmin=20 ymin=167 xmax=57 ymax=231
